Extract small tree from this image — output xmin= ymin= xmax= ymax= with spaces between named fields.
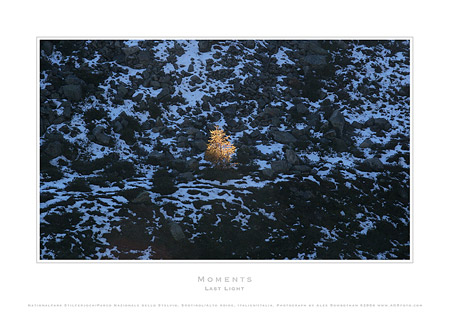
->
xmin=204 ymin=126 xmax=236 ymax=169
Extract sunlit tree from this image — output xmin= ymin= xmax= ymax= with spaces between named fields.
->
xmin=204 ymin=126 xmax=236 ymax=169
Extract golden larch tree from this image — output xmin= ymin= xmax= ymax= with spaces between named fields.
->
xmin=204 ymin=126 xmax=236 ymax=169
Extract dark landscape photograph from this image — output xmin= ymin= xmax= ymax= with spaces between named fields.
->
xmin=39 ymin=39 xmax=410 ymax=260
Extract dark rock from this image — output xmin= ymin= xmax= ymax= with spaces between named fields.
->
xmin=149 ymin=151 xmax=165 ymax=161
xmin=169 ymin=222 xmax=186 ymax=241
xmin=170 ymin=159 xmax=187 ymax=172
xmin=264 ymin=107 xmax=281 ymax=117
xmin=157 ymin=87 xmax=170 ymax=100
xmin=294 ymin=165 xmax=312 ymax=173
xmin=190 ymin=75 xmax=203 ymax=85
xmin=296 ymin=103 xmax=309 ymax=115
xmin=177 ymin=135 xmax=189 ymax=147
xmin=92 ymin=126 xmax=111 ymax=146
xmin=236 ymin=145 xmax=251 ymax=164
xmin=262 ymin=168 xmax=274 ymax=178
xmin=321 ymin=104 xmax=334 ymax=119
xmin=332 ymin=138 xmax=347 ymax=152
xmin=198 ymin=41 xmax=212 ymax=53
xmin=132 ymin=93 xmax=144 ymax=103
xmin=351 ymin=121 xmax=364 ymax=129
xmin=285 ymin=149 xmax=299 ymax=165
xmin=117 ymin=85 xmax=128 ymax=99
xmin=142 ymin=121 xmax=152 ymax=130
xmin=336 ymin=40 xmax=349 ymax=50
xmin=323 ymin=130 xmax=336 ymax=139
xmin=138 ymin=51 xmax=152 ymax=64
xmin=304 ymin=55 xmax=327 ymax=67
xmin=53 ymin=116 xmax=65 ymax=125
xmin=329 ymin=110 xmax=346 ymax=136
xmin=272 ymin=131 xmax=297 ymax=144
xmin=242 ymin=40 xmax=256 ymax=49
xmin=62 ymin=101 xmax=72 ymax=119
xmin=365 ymin=118 xmax=375 ymax=127
xmin=113 ymin=121 xmax=123 ymax=132
xmin=287 ymin=77 xmax=302 ymax=89
xmin=63 ymin=84 xmax=82 ymax=102
xmin=307 ymin=41 xmax=328 ymax=55
xmin=44 ymin=141 xmax=62 ymax=158
xmin=122 ymin=46 xmax=140 ymax=56
xmin=363 ymin=157 xmax=384 ymax=172
xmin=41 ymin=41 xmax=53 ymax=55
xmin=187 ymin=159 xmax=199 ymax=171
xmin=159 ymin=75 xmax=171 ymax=84
xmin=155 ymin=117 xmax=164 ymax=127
xmin=179 ymin=172 xmax=194 ymax=181
xmin=132 ymin=191 xmax=151 ymax=204
xmin=186 ymin=127 xmax=200 ymax=136
xmin=150 ymin=80 xmax=161 ymax=88
xmin=291 ymin=128 xmax=306 ymax=139
xmin=271 ymin=160 xmax=289 ymax=173
xmin=193 ymin=140 xmax=207 ymax=152
xmin=173 ymin=43 xmax=185 ymax=56
xmin=298 ymin=190 xmax=314 ymax=200
xmin=194 ymin=131 xmax=204 ymax=140
xmin=360 ymin=138 xmax=374 ymax=148
xmin=272 ymin=117 xmax=280 ymax=126
xmin=250 ymin=130 xmax=261 ymax=139
xmin=307 ymin=112 xmax=321 ymax=127
xmin=65 ymin=75 xmax=84 ymax=86
xmin=373 ymin=118 xmax=392 ymax=130
xmin=223 ymin=104 xmax=237 ymax=117
xmin=59 ymin=125 xmax=70 ymax=134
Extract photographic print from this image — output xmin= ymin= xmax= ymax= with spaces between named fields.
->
xmin=39 ymin=39 xmax=410 ymax=260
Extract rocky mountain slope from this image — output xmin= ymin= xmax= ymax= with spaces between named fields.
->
xmin=39 ymin=39 xmax=410 ymax=260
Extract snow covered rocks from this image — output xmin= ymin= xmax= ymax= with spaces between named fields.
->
xmin=40 ymin=39 xmax=410 ymax=260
